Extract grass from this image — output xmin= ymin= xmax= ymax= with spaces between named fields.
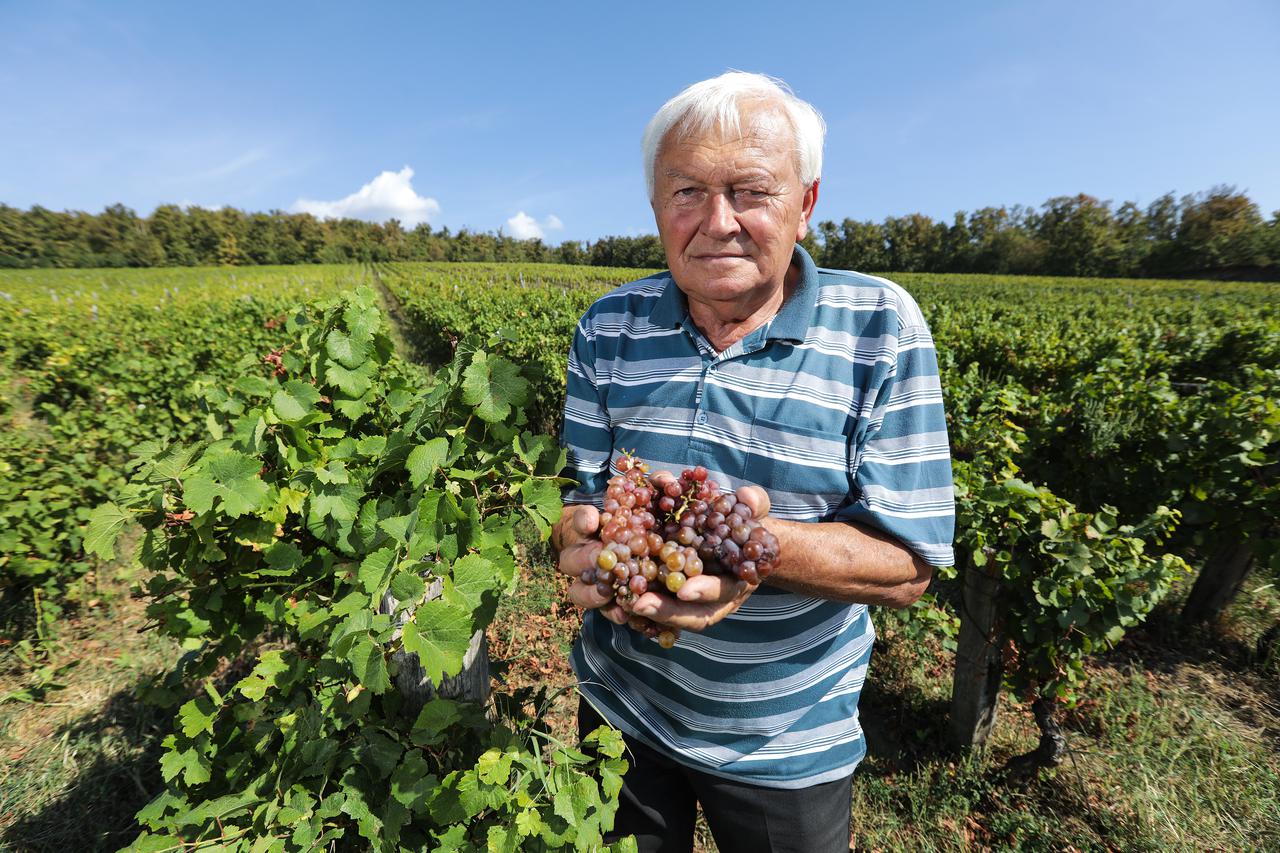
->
xmin=3 ymin=536 xmax=1276 ymax=852
xmin=0 ymin=557 xmax=178 ymax=852
xmin=847 ymin=573 xmax=1280 ymax=853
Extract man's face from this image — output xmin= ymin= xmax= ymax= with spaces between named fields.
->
xmin=651 ymin=103 xmax=818 ymax=308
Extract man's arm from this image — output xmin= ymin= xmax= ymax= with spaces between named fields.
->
xmin=761 ymin=516 xmax=933 ymax=608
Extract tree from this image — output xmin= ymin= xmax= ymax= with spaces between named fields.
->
xmin=884 ymin=213 xmax=945 ymax=272
xmin=1035 ymin=194 xmax=1123 ymax=277
xmin=217 ymin=232 xmax=244 ymax=266
xmin=1173 ymin=186 xmax=1268 ymax=274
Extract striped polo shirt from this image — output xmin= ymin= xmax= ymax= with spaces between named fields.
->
xmin=562 ymin=244 xmax=954 ymax=788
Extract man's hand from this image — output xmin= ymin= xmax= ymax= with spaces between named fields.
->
xmin=619 ymin=476 xmax=772 ymax=633
xmin=551 ymin=504 xmax=671 ymax=641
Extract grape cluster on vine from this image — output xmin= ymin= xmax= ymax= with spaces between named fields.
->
xmin=578 ymin=455 xmax=780 ymax=648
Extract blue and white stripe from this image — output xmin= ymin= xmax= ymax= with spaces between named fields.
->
xmin=563 ymin=244 xmax=954 ymax=788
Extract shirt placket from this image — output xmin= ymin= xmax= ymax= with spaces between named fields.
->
xmin=685 ymin=320 xmax=771 ymax=436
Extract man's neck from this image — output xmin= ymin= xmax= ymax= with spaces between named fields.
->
xmin=686 ymin=260 xmax=800 ymax=353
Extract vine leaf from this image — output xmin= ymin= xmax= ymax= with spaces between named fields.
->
xmin=325 ymin=329 xmax=368 ymax=369
xmin=326 ymin=361 xmax=375 ymax=397
xmin=462 ymin=351 xmax=529 ymax=423
xmin=85 ymin=502 xmax=131 ymax=560
xmin=238 ymin=651 xmax=290 ymax=701
xmin=178 ymin=695 xmax=218 ymax=738
xmin=520 ymin=478 xmax=563 ymax=537
xmin=407 ymin=438 xmax=449 ymax=488
xmin=159 ymin=736 xmax=212 ymax=786
xmin=447 ymin=553 xmax=502 ymax=613
xmin=348 ymin=638 xmax=391 ymax=694
xmin=358 ymin=547 xmax=396 ymax=596
xmin=273 ymin=380 xmax=324 ymax=425
xmin=391 ymin=752 xmax=438 ymax=812
xmin=402 ymin=598 xmax=474 ymax=685
xmin=343 ymin=300 xmax=381 ymax=345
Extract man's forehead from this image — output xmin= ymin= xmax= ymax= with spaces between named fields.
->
xmin=656 ymin=123 xmax=797 ymax=183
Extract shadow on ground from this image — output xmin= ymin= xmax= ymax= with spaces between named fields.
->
xmin=3 ymin=685 xmax=168 ymax=853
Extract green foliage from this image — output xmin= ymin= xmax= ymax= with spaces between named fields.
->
xmin=0 ymin=265 xmax=356 ymax=640
xmin=380 ymin=263 xmax=650 ymax=431
xmin=950 ymin=382 xmax=1189 ymax=703
xmin=87 ymin=288 xmax=629 ymax=850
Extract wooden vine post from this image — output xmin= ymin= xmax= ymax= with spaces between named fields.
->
xmin=383 ymin=578 xmax=490 ymax=714
xmin=949 ymin=560 xmax=1003 ymax=750
xmin=1181 ymin=544 xmax=1255 ymax=625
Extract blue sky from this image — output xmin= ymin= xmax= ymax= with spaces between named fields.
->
xmin=2 ymin=1 xmax=1278 ymax=243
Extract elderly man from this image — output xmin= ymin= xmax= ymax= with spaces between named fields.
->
xmin=551 ymin=72 xmax=954 ymax=852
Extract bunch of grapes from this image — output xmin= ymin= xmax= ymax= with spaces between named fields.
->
xmin=578 ymin=455 xmax=781 ymax=647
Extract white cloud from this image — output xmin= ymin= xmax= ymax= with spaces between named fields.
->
xmin=293 ymin=167 xmax=440 ymax=228
xmin=505 ymin=211 xmax=565 ymax=240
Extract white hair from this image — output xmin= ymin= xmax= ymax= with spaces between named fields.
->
xmin=641 ymin=71 xmax=826 ymax=200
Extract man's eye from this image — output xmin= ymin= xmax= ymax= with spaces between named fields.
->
xmin=734 ymin=189 xmax=769 ymax=200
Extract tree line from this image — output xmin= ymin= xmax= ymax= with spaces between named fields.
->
xmin=2 ymin=186 xmax=1277 ymax=280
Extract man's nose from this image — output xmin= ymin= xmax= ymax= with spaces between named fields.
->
xmin=701 ymin=191 xmax=740 ymax=240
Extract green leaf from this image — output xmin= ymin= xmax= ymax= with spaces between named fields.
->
xmin=126 ymin=833 xmax=188 ymax=853
xmin=234 ymin=375 xmax=276 ymax=397
xmin=147 ymin=444 xmax=199 ymax=483
xmin=357 ymin=435 xmax=387 ymax=457
xmin=476 ymin=747 xmax=514 ymax=785
xmin=402 ymin=598 xmax=474 ymax=685
xmin=311 ymin=482 xmax=363 ymax=524
xmin=552 ymin=775 xmax=591 ymax=825
xmin=178 ymin=695 xmax=218 ymax=738
xmin=1003 ymin=478 xmax=1040 ymax=500
xmin=325 ymin=329 xmax=369 ymax=369
xmin=264 ymin=540 xmax=304 ymax=573
xmin=325 ymin=361 xmax=374 ymax=397
xmin=339 ymin=766 xmax=382 ymax=841
xmin=192 ymin=449 xmax=271 ymax=518
xmin=273 ymin=380 xmax=323 ymax=424
xmin=159 ymin=738 xmax=212 ymax=786
xmin=379 ymin=511 xmax=415 ymax=544
xmin=447 ymin=553 xmax=501 ymax=612
xmin=348 ymin=638 xmax=391 ymax=694
xmin=407 ymin=438 xmax=449 ymax=488
xmin=343 ymin=299 xmax=381 ymax=345
xmin=391 ymin=751 xmax=438 ymax=812
xmin=333 ymin=395 xmax=370 ymax=420
xmin=361 ymin=730 xmax=404 ymax=778
xmin=408 ymin=492 xmax=442 ymax=560
xmin=358 ymin=547 xmax=397 ymax=596
xmin=85 ymin=502 xmax=131 ymax=560
xmin=412 ymin=699 xmax=462 ymax=745
xmin=519 ymin=478 xmax=563 ymax=537
xmin=238 ymin=651 xmax=290 ymax=701
xmin=515 ymin=807 xmax=543 ymax=838
xmin=390 ymin=571 xmax=426 ymax=603
xmin=462 ymin=350 xmax=529 ymax=423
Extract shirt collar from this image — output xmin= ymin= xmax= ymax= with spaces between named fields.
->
xmin=649 ymin=243 xmax=819 ymax=344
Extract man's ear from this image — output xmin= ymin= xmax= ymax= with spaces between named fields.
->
xmin=796 ymin=178 xmax=820 ymax=240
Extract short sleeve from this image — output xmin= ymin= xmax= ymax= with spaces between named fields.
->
xmin=835 ymin=320 xmax=955 ymax=567
xmin=559 ymin=316 xmax=614 ymax=506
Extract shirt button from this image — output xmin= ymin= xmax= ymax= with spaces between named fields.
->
xmin=697 ymin=412 xmax=708 ymax=424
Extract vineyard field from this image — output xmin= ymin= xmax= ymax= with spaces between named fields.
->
xmin=0 ymin=261 xmax=1276 ymax=851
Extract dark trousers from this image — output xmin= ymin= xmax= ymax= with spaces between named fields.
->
xmin=579 ymin=699 xmax=853 ymax=853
